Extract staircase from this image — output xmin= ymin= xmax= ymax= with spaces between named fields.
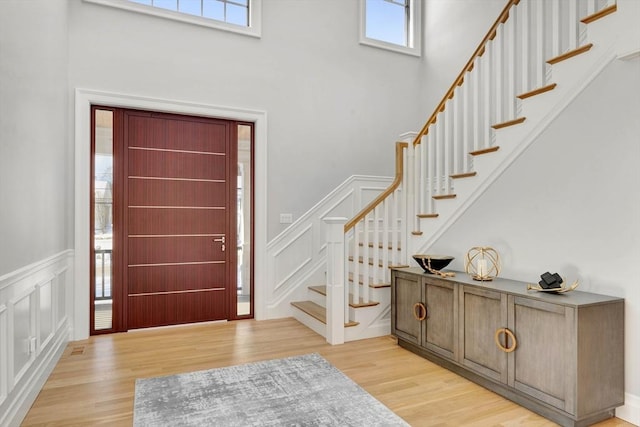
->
xmin=290 ymin=0 xmax=639 ymax=344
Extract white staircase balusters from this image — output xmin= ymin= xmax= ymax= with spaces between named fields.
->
xmin=352 ymin=222 xmax=360 ymax=306
xmin=307 ymin=0 xmax=624 ymax=343
xmin=461 ymin=72 xmax=472 ymax=173
xmin=505 ymin=4 xmax=518 ymax=120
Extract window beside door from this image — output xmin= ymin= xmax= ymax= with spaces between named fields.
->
xmin=92 ymin=108 xmax=115 ymax=332
xmin=236 ymin=123 xmax=253 ymax=317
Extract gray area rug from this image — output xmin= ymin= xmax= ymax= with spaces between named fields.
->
xmin=133 ymin=353 xmax=409 ymax=426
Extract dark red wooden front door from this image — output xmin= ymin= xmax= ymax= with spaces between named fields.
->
xmin=124 ymin=110 xmax=234 ymax=329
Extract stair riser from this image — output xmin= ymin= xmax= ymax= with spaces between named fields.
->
xmin=291 ymin=309 xmax=326 ymax=338
xmin=307 ymin=290 xmax=327 ymax=308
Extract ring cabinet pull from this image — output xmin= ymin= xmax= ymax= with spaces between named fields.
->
xmin=413 ymin=302 xmax=427 ymax=321
xmin=494 ymin=327 xmax=517 ymax=353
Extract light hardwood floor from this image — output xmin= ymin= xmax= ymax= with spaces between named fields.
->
xmin=23 ymin=318 xmax=632 ymax=426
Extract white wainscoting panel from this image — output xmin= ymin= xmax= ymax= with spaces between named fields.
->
xmin=273 ymin=225 xmax=313 ymax=293
xmin=0 ymin=250 xmax=72 ymax=427
xmin=0 ymin=304 xmax=7 ymax=407
xmin=38 ymin=277 xmax=55 ymax=351
xmin=9 ymin=287 xmax=35 ymax=388
xmin=265 ymin=175 xmax=392 ymax=318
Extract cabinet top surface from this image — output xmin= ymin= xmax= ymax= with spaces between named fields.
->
xmin=392 ymin=267 xmax=623 ymax=307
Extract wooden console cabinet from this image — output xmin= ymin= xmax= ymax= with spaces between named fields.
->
xmin=391 ymin=267 xmax=624 ymax=427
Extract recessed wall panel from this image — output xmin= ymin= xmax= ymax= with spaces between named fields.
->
xmin=0 ymin=305 xmax=7 ymax=406
xmin=39 ymin=280 xmax=54 ymax=347
xmin=274 ymin=227 xmax=313 ymax=291
xmin=57 ymin=269 xmax=67 ymax=328
xmin=12 ymin=290 xmax=33 ymax=386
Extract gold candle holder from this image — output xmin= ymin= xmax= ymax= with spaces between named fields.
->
xmin=465 ymin=246 xmax=500 ymax=281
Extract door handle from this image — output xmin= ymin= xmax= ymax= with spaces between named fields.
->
xmin=213 ymin=236 xmax=226 ymax=252
xmin=413 ymin=302 xmax=427 ymax=321
xmin=494 ymin=327 xmax=517 ymax=353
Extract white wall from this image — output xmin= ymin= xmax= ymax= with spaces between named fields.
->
xmin=428 ymin=58 xmax=640 ymax=407
xmin=420 ymin=0 xmax=506 ymax=116
xmin=0 ymin=4 xmax=73 ymax=424
xmin=68 ymin=0 xmax=428 ymax=240
xmin=0 ymin=0 xmax=70 ymax=276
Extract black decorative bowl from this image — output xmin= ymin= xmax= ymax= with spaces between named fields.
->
xmin=413 ymin=254 xmax=454 ymax=274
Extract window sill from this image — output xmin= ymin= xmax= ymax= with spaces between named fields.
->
xmin=83 ymin=0 xmax=262 ymax=38
xmin=359 ymin=37 xmax=421 ymax=57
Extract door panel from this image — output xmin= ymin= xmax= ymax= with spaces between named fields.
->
xmin=128 ymin=290 xmax=227 ymax=329
xmin=128 ymin=180 xmax=226 ymax=209
xmin=128 ymin=150 xmax=226 ymax=180
xmin=128 ymin=263 xmax=225 ymax=294
xmin=125 ymin=111 xmax=232 ymax=329
xmin=460 ymin=286 xmax=508 ymax=383
xmin=128 ymin=209 xmax=226 ymax=235
xmin=128 ymin=236 xmax=221 ymax=265
xmin=391 ymin=272 xmax=422 ymax=345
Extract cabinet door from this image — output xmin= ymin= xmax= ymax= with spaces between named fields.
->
xmin=423 ymin=278 xmax=457 ymax=360
xmin=459 ymin=285 xmax=508 ymax=383
xmin=391 ymin=271 xmax=422 ymax=345
xmin=508 ymin=296 xmax=576 ymax=413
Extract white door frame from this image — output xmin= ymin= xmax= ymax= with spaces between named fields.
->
xmin=74 ymin=88 xmax=268 ymax=340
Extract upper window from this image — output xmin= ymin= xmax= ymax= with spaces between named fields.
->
xmin=360 ymin=0 xmax=421 ymax=56
xmin=83 ymin=0 xmax=261 ymax=38
xmin=129 ymin=0 xmax=249 ymax=26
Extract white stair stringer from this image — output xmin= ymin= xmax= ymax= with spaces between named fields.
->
xmin=412 ymin=6 xmax=635 ymax=256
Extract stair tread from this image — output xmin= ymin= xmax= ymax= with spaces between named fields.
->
xmin=470 ymin=146 xmax=500 ymax=156
xmin=547 ymin=44 xmax=593 ymax=65
xmin=291 ymin=301 xmax=359 ymax=327
xmin=347 ymin=273 xmax=392 ymax=288
xmin=358 ymin=242 xmax=402 ymax=251
xmin=309 ymin=285 xmax=381 ymax=307
xmin=517 ymin=83 xmax=557 ymax=100
xmin=450 ymin=172 xmax=477 ymax=179
xmin=348 ymin=255 xmax=387 ymax=267
xmin=492 ymin=117 xmax=526 ymax=130
xmin=581 ymin=4 xmax=616 ymax=24
xmin=417 ymin=213 xmax=439 ymax=218
xmin=433 ymin=194 xmax=457 ymax=200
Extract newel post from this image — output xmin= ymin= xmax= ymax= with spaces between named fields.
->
xmin=324 ymin=217 xmax=347 ymax=345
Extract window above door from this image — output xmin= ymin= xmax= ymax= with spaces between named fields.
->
xmin=83 ymin=0 xmax=262 ymax=38
xmin=359 ymin=0 xmax=421 ymax=57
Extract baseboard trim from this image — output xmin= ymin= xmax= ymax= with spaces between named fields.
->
xmin=616 ymin=392 xmax=640 ymax=425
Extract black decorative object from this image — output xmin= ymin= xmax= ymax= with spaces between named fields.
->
xmin=412 ymin=255 xmax=454 ymax=274
xmin=539 ymin=272 xmax=563 ymax=289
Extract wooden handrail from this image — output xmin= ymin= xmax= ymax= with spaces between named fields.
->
xmin=412 ymin=0 xmax=519 ymax=146
xmin=343 ymin=0 xmax=518 ymax=233
xmin=344 ymin=142 xmax=408 ymax=232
